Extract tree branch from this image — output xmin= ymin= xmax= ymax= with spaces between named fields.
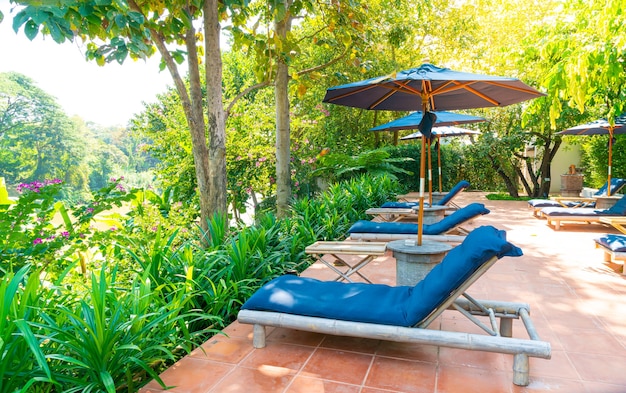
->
xmin=296 ymin=45 xmax=350 ymax=77
xmin=225 ymin=81 xmax=271 ymax=119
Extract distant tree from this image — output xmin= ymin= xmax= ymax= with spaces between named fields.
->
xmin=88 ymin=139 xmax=129 ymax=190
xmin=0 ymin=71 xmax=89 ymax=191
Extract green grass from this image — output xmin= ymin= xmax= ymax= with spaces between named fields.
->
xmin=485 ymin=193 xmax=532 ymax=201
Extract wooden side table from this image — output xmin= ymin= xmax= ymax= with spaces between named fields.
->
xmin=305 ymin=241 xmax=387 ymax=283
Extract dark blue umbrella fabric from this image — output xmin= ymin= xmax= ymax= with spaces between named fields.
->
xmin=369 ymin=111 xmax=486 ymax=132
xmin=323 ymin=63 xmax=545 ymax=111
xmin=555 ymin=113 xmax=626 ymax=136
xmin=556 ymin=113 xmax=626 ymax=195
xmin=400 ymin=126 xmax=481 ymax=140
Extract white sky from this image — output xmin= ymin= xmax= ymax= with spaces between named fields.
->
xmin=0 ymin=1 xmax=176 ymax=127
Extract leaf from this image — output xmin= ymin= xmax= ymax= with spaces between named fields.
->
xmin=24 ymin=20 xmax=39 ymax=40
xmin=297 ymin=83 xmax=307 ymax=97
xmin=14 ymin=319 xmax=52 ymax=379
xmin=100 ymin=370 xmax=116 ymax=393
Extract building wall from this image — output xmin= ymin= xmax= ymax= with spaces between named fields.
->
xmin=550 ymin=143 xmax=582 ymax=194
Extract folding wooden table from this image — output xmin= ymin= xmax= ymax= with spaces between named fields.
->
xmin=304 ymin=241 xmax=387 ymax=283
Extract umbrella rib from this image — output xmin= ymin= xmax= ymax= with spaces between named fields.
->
xmin=370 ymin=87 xmax=402 ymax=109
xmin=369 ymin=80 xmax=422 ymax=109
xmin=486 ymin=80 xmax=545 ymax=95
xmin=325 ymin=84 xmax=383 ymax=103
xmin=430 ymin=82 xmax=501 ymax=106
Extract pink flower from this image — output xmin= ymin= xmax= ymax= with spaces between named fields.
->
xmin=109 ymin=226 xmax=117 ymax=231
xmin=33 ymin=238 xmax=43 ymax=245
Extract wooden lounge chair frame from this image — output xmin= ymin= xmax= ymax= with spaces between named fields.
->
xmin=528 ymin=179 xmax=626 ymax=218
xmin=238 ymin=255 xmax=551 ymax=387
xmin=595 ymin=241 xmax=626 ymax=270
xmin=540 ymin=209 xmax=615 ymax=230
xmin=348 ymin=229 xmax=468 ymax=242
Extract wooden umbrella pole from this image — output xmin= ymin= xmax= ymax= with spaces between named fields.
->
xmin=608 ymin=127 xmax=614 ymax=196
xmin=437 ymin=135 xmax=442 ymax=192
xmin=418 ymin=136 xmax=426 ymax=245
xmin=428 ymin=138 xmax=433 ymax=205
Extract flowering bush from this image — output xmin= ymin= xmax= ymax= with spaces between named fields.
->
xmin=0 ymin=178 xmax=137 ymax=276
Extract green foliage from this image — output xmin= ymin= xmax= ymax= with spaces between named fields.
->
xmin=289 ymin=174 xmax=402 ymax=241
xmin=0 ymin=172 xmax=403 ymax=390
xmin=580 ymin=135 xmax=626 ymax=189
xmin=0 ymin=265 xmax=54 ymax=392
xmin=313 ymin=148 xmax=413 ymax=184
xmin=538 ymin=0 xmax=626 ymax=126
xmin=485 ymin=193 xmax=531 ymax=201
xmin=0 ymin=72 xmax=90 ymax=191
xmin=32 ymin=266 xmax=212 ymax=392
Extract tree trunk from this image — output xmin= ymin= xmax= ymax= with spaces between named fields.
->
xmin=148 ymin=4 xmax=224 ymax=232
xmin=274 ymin=10 xmax=293 ymax=218
xmin=204 ymin=0 xmax=228 ymax=223
xmin=489 ymin=153 xmax=519 ymax=197
xmin=181 ymin=27 xmax=213 ymax=232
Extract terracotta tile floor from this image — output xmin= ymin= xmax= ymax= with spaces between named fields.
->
xmin=140 ymin=192 xmax=626 ymax=393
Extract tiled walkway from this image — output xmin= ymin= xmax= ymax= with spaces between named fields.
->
xmin=140 ymin=193 xmax=626 ymax=393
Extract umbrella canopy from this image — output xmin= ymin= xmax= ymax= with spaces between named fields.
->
xmin=323 ymin=63 xmax=545 ymax=112
xmin=370 ymin=111 xmax=486 ymax=132
xmin=401 ymin=126 xmax=481 ymax=140
xmin=323 ymin=63 xmax=544 ymax=245
xmin=400 ymin=126 xmax=481 ymax=194
xmin=370 ymin=111 xmax=486 ymax=195
xmin=556 ymin=113 xmax=626 ymax=195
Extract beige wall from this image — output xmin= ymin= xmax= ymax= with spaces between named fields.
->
xmin=549 ymin=143 xmax=582 ymax=194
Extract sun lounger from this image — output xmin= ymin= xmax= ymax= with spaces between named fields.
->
xmin=539 ymin=194 xmax=626 ymax=230
xmin=528 ymin=178 xmax=626 ymax=217
xmin=594 ymin=234 xmax=626 ymax=273
xmin=349 ymin=202 xmax=488 ymax=241
xmin=238 ymin=225 xmax=551 ymax=386
xmin=388 ymin=180 xmax=470 ymax=209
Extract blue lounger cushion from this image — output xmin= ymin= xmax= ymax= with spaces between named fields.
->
xmin=527 ymin=199 xmax=584 ymax=208
xmin=603 ymin=194 xmax=626 ymax=215
xmin=437 ymin=180 xmax=470 ymax=206
xmin=598 ymin=178 xmax=626 ymax=196
xmin=381 ymin=180 xmax=470 ymax=208
xmin=540 ymin=194 xmax=626 ymax=217
xmin=539 ymin=207 xmax=615 ymax=217
xmin=241 ymin=226 xmax=523 ymax=327
xmin=349 ymin=203 xmax=489 ymax=235
xmin=528 ymin=178 xmax=626 ymax=210
xmin=381 ymin=201 xmax=420 ymax=208
xmin=594 ymin=234 xmax=626 ymax=252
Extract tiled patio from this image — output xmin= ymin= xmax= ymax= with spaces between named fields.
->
xmin=140 ymin=192 xmax=626 ymax=393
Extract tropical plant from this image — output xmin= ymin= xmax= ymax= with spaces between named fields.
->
xmin=0 ymin=265 xmax=55 ymax=393
xmin=312 ymin=149 xmax=413 ymax=184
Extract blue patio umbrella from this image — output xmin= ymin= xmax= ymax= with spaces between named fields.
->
xmin=323 ymin=63 xmax=544 ymax=244
xmin=556 ymin=113 xmax=626 ymax=195
xmin=370 ymin=111 xmax=485 ymax=132
xmin=370 ymin=111 xmax=485 ymax=196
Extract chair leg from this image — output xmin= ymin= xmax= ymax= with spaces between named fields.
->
xmin=500 ymin=318 xmax=512 ymax=338
xmin=512 ymin=353 xmax=530 ymax=386
xmin=252 ymin=324 xmax=267 ymax=348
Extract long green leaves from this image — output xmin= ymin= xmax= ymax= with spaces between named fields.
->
xmin=0 ymin=265 xmax=54 ymax=393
